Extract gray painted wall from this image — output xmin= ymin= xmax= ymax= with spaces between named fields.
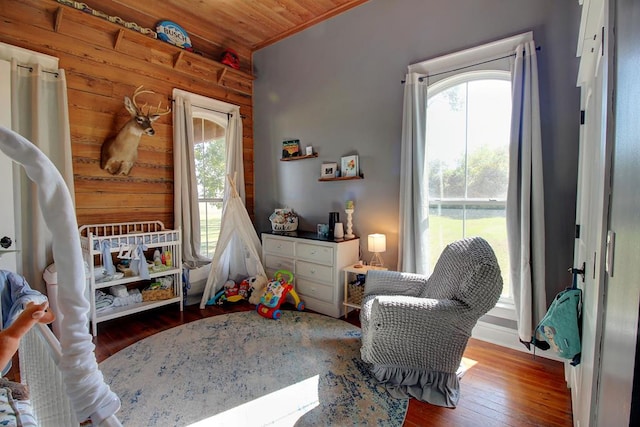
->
xmin=253 ymin=0 xmax=581 ymax=299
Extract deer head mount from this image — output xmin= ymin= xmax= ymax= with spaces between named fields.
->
xmin=100 ymin=85 xmax=171 ymax=176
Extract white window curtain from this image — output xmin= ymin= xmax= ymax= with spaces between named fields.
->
xmin=398 ymin=73 xmax=430 ymax=274
xmin=172 ymin=89 xmax=244 ymax=268
xmin=0 ymin=42 xmax=74 ymax=292
xmin=506 ymin=40 xmax=546 ymax=345
xmin=398 ymin=33 xmax=546 ymax=343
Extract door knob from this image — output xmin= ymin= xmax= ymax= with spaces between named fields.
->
xmin=568 ymin=262 xmax=586 ymax=282
xmin=0 ymin=236 xmax=12 ymax=249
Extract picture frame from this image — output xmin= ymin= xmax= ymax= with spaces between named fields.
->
xmin=341 ymin=155 xmax=359 ymax=177
xmin=282 ymin=139 xmax=301 ymax=158
xmin=321 ymin=162 xmax=338 ymax=179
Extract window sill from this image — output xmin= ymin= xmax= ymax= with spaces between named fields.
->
xmin=487 ymin=299 xmax=516 ymax=321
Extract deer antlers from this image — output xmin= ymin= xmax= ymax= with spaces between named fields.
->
xmin=131 ymin=85 xmax=172 ymax=117
xmin=100 ymin=85 xmax=172 ymax=176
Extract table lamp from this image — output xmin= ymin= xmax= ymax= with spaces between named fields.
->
xmin=368 ymin=233 xmax=386 ymax=267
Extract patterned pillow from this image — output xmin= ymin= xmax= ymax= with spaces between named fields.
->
xmin=0 ymin=387 xmax=37 ymax=427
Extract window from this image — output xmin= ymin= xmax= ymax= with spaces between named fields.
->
xmin=402 ymin=34 xmax=536 ymax=323
xmin=173 ymin=88 xmax=243 ymax=267
xmin=426 ymin=72 xmax=511 ymax=300
xmin=193 ymin=115 xmax=226 ymax=258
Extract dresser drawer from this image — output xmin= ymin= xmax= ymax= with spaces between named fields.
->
xmin=296 ymin=242 xmax=334 ymax=265
xmin=264 ymin=254 xmax=294 ymax=272
xmin=296 ymin=278 xmax=333 ymax=303
xmin=263 ymin=237 xmax=295 ymax=257
xmin=295 ymin=261 xmax=333 ymax=285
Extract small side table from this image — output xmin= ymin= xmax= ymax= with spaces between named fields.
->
xmin=343 ymin=264 xmax=388 ymax=318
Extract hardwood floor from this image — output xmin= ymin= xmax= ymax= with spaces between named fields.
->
xmin=93 ymin=302 xmax=573 ymax=426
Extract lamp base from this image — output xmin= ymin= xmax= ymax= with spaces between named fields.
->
xmin=370 ymin=252 xmax=384 ymax=267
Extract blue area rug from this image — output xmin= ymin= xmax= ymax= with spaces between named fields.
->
xmin=99 ymin=311 xmax=408 ymax=426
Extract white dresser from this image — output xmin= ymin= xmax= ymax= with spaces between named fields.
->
xmin=261 ymin=232 xmax=360 ymax=318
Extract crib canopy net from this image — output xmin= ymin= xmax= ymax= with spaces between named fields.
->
xmin=0 ymin=126 xmax=121 ymax=426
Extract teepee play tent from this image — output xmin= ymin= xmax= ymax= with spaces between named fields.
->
xmin=199 ymin=175 xmax=267 ymax=308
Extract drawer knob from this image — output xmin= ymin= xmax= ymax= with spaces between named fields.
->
xmin=310 ymin=269 xmax=316 ymax=274
xmin=0 ymin=236 xmax=12 ymax=249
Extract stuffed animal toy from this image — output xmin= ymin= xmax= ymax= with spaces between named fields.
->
xmin=0 ymin=301 xmax=55 ymax=371
xmin=247 ymin=275 xmax=268 ymax=305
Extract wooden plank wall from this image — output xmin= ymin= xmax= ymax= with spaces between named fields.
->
xmin=0 ymin=0 xmax=254 ymax=229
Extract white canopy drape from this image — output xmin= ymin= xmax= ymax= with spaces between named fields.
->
xmin=199 ymin=175 xmax=266 ymax=308
xmin=0 ymin=126 xmax=121 ymax=426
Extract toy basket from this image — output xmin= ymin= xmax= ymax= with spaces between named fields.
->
xmin=142 ymin=276 xmax=174 ymax=301
xmin=269 ymin=208 xmax=298 ymax=232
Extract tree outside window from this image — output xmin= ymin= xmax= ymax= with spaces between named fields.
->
xmin=426 ymin=75 xmax=512 ymax=299
xmin=193 ymin=117 xmax=226 ymax=258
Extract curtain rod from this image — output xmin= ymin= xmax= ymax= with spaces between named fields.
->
xmin=169 ymin=98 xmax=246 ymax=119
xmin=401 ymin=45 xmax=541 ymax=84
xmin=17 ymin=64 xmax=59 ymax=78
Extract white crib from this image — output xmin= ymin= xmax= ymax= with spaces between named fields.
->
xmin=19 ymin=325 xmax=81 ymax=425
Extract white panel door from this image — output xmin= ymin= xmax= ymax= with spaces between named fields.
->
xmin=571 ymin=0 xmax=611 ymax=425
xmin=0 ymin=59 xmax=17 ymax=272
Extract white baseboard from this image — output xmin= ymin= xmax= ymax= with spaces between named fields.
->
xmin=471 ymin=320 xmax=564 ymax=363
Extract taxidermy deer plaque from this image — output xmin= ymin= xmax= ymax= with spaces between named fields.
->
xmin=100 ymin=85 xmax=171 ymax=175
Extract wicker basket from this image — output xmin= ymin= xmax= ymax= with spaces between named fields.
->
xmin=269 ymin=208 xmax=298 ymax=232
xmin=348 ymin=283 xmax=365 ymax=305
xmin=142 ymin=287 xmax=174 ymax=301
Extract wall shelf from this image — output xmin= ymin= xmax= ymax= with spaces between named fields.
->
xmin=280 ymin=153 xmax=318 ymax=161
xmin=318 ymin=176 xmax=363 ymax=182
xmin=51 ymin=5 xmax=254 ymax=95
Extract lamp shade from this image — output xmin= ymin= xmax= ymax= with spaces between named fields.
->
xmin=368 ymin=234 xmax=386 ymax=253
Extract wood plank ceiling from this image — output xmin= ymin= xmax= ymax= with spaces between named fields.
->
xmin=89 ymin=0 xmax=370 ymax=71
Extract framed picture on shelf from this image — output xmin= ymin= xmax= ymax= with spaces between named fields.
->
xmin=321 ymin=162 xmax=338 ymax=179
xmin=282 ymin=139 xmax=301 ymax=158
xmin=341 ymin=155 xmax=359 ymax=177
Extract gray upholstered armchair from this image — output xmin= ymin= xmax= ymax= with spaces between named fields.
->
xmin=359 ymin=237 xmax=503 ymax=408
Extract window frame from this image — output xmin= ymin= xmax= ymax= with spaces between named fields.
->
xmin=192 ymin=113 xmax=227 ymax=259
xmin=426 ymin=72 xmax=513 ymax=310
xmin=416 ymin=44 xmax=524 ymax=318
xmin=172 ymin=88 xmax=242 ymax=265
